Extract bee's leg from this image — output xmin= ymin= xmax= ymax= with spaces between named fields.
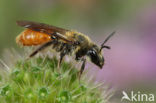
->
xmin=78 ymin=58 xmax=86 ymax=81
xmin=57 ymin=44 xmax=71 ymax=69
xmin=29 ymin=41 xmax=56 ymax=58
xmin=58 ymin=51 xmax=66 ymax=69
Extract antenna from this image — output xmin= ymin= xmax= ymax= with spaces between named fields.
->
xmin=100 ymin=31 xmax=115 ymax=51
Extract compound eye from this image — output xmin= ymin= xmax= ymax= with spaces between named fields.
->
xmin=88 ymin=50 xmax=97 ymax=56
xmin=92 ymin=50 xmax=96 ymax=55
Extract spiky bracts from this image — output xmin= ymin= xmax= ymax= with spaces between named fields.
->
xmin=0 ymin=51 xmax=113 ymax=103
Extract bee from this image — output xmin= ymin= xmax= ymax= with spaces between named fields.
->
xmin=16 ymin=20 xmax=115 ymax=78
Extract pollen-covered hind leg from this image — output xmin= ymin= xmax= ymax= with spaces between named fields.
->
xmin=29 ymin=41 xmax=55 ymax=57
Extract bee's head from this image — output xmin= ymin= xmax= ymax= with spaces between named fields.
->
xmin=87 ymin=31 xmax=115 ymax=69
xmin=87 ymin=45 xmax=105 ymax=69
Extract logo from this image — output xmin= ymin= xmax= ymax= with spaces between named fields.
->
xmin=121 ymin=91 xmax=155 ymax=102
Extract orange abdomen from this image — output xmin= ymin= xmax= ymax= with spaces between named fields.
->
xmin=16 ymin=29 xmax=51 ymax=46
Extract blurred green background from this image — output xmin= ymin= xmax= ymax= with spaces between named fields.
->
xmin=0 ymin=0 xmax=151 ymax=55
